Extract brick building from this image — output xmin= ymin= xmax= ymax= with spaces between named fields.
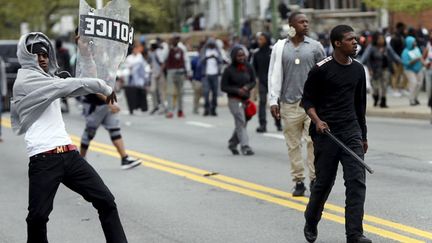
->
xmin=390 ymin=10 xmax=432 ymax=31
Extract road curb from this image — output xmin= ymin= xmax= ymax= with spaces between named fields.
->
xmin=366 ymin=109 xmax=431 ymax=120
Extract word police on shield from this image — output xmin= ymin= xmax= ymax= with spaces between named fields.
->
xmin=80 ymin=15 xmax=134 ymax=45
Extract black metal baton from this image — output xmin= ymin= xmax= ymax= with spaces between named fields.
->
xmin=324 ymin=129 xmax=374 ymax=174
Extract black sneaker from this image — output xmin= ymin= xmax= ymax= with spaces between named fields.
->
xmin=210 ymin=110 xmax=218 ymax=116
xmin=150 ymin=107 xmax=159 ymax=115
xmin=121 ymin=156 xmax=142 ymax=170
xmin=241 ymin=145 xmax=254 ymax=156
xmin=347 ymin=235 xmax=372 ymax=243
xmin=256 ymin=126 xmax=267 ymax=133
xmin=304 ymin=222 xmax=318 ymax=243
xmin=228 ymin=144 xmax=240 ymax=155
xmin=293 ymin=181 xmax=306 ymax=197
xmin=310 ymin=179 xmax=316 ymax=191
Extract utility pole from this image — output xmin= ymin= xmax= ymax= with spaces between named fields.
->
xmin=271 ymin=0 xmax=278 ymax=39
xmin=233 ymin=0 xmax=241 ymax=36
xmin=96 ymin=0 xmax=103 ymax=9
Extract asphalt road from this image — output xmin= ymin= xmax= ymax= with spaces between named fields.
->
xmin=1 ymin=95 xmax=432 ymax=243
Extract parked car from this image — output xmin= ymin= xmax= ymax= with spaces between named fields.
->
xmin=0 ymin=40 xmax=20 ymax=111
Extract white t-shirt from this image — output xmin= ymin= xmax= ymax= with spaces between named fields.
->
xmin=205 ymin=49 xmax=219 ymax=75
xmin=25 ymin=99 xmax=72 ymax=157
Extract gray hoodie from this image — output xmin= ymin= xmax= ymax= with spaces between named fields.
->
xmin=11 ymin=32 xmax=112 ymax=135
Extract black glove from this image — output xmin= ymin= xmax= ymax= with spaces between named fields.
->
xmin=55 ymin=71 xmax=72 ymax=79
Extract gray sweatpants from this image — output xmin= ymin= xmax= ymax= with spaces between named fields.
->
xmin=228 ymin=98 xmax=249 ymax=147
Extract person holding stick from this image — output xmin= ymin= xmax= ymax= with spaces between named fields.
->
xmin=301 ymin=25 xmax=371 ymax=243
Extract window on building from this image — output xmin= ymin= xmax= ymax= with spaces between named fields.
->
xmin=303 ymin=0 xmax=362 ymax=9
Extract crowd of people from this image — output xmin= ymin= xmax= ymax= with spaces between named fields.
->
xmin=7 ymin=7 xmax=432 ymax=242
xmin=357 ymin=22 xmax=432 ymax=109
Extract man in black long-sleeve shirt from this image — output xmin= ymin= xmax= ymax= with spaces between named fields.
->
xmin=302 ymin=25 xmax=371 ymax=243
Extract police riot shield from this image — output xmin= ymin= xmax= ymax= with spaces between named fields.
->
xmin=76 ymin=0 xmax=134 ymax=88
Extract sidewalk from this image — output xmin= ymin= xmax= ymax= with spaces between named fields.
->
xmin=366 ymin=91 xmax=431 ymax=120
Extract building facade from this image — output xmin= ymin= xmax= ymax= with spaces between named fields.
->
xmin=189 ymin=0 xmax=381 ymax=35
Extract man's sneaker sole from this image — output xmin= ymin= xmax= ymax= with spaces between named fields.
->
xmin=121 ymin=160 xmax=142 ymax=170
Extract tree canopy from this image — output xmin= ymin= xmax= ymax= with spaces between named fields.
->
xmin=364 ymin=0 xmax=432 ymax=14
xmin=0 ymin=0 xmax=181 ymax=39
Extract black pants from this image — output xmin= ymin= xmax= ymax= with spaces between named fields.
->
xmin=304 ymin=122 xmax=366 ymax=239
xmin=27 ymin=151 xmax=127 ymax=243
xmin=258 ymin=85 xmax=281 ymax=128
xmin=124 ymin=86 xmax=148 ymax=114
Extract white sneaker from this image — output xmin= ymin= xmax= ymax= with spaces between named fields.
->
xmin=392 ymin=91 xmax=402 ymax=97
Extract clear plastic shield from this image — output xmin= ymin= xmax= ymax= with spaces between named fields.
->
xmin=76 ymin=0 xmax=133 ymax=88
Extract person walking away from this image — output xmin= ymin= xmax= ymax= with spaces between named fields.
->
xmin=402 ymin=36 xmax=425 ymax=106
xmin=200 ymin=38 xmax=223 ymax=116
xmin=124 ymin=43 xmax=150 ymax=114
xmin=360 ymin=31 xmax=392 ymax=108
xmin=221 ymin=47 xmax=256 ymax=156
xmin=0 ymin=57 xmax=6 ymax=142
xmin=191 ymin=45 xmax=204 ymax=115
xmin=252 ymin=32 xmax=282 ymax=133
xmin=390 ymin=22 xmax=408 ymax=96
xmin=148 ymin=39 xmax=166 ymax=115
xmin=11 ymin=32 xmax=128 ymax=243
xmin=268 ymin=12 xmax=325 ymax=196
xmin=302 ymin=25 xmax=371 ymax=243
xmin=163 ymin=34 xmax=191 ymax=118
xmin=55 ymin=39 xmax=72 ymax=113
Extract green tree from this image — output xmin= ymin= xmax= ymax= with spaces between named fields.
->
xmin=0 ymin=0 xmax=182 ymax=39
xmin=364 ymin=0 xmax=432 ymax=14
xmin=0 ymin=0 xmax=84 ymax=38
xmin=129 ymin=0 xmax=179 ymax=34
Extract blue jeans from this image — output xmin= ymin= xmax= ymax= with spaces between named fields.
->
xmin=203 ymin=74 xmax=219 ymax=112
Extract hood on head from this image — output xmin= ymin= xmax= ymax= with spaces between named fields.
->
xmin=203 ymin=38 xmax=217 ymax=50
xmin=405 ymin=36 xmax=416 ymax=50
xmin=230 ymin=46 xmax=244 ymax=65
xmin=206 ymin=37 xmax=216 ymax=46
xmin=17 ymin=32 xmax=58 ymax=74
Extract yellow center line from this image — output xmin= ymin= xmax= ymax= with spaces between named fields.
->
xmin=87 ymin=145 xmax=426 ymax=243
xmin=68 ymin=134 xmax=432 ymax=241
xmin=2 ymin=118 xmax=430 ymax=242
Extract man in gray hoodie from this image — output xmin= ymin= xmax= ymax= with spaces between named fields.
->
xmin=11 ymin=32 xmax=128 ymax=243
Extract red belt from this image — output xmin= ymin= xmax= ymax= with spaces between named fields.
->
xmin=43 ymin=144 xmax=77 ymax=154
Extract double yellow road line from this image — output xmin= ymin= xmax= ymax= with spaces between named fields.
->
xmin=2 ymin=119 xmax=431 ymax=242
xmin=68 ymin=135 xmax=432 ymax=243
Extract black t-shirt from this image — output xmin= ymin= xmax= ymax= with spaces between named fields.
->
xmin=252 ymin=46 xmax=271 ymax=86
xmin=302 ymin=56 xmax=367 ymax=140
xmin=83 ymin=94 xmax=106 ymax=106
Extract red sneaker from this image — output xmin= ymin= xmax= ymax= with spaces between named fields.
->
xmin=177 ymin=110 xmax=185 ymax=118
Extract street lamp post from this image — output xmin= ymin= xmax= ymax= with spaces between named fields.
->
xmin=233 ymin=0 xmax=241 ymax=37
xmin=271 ymin=0 xmax=278 ymax=39
xmin=96 ymin=0 xmax=103 ymax=9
